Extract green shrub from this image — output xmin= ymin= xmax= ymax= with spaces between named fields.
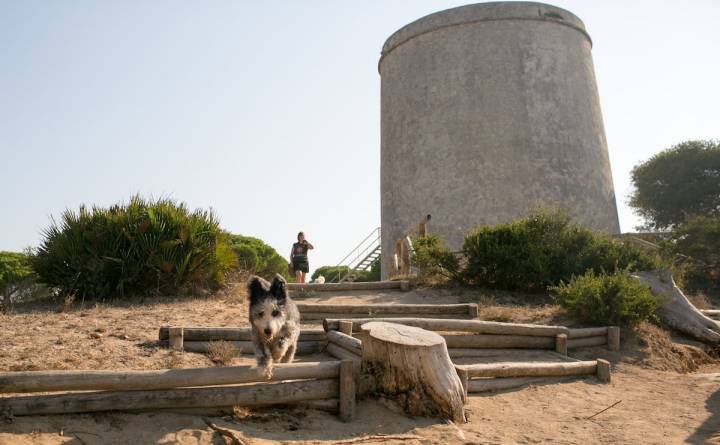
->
xmin=462 ymin=209 xmax=656 ymax=292
xmin=412 ymin=235 xmax=462 ymax=282
xmin=552 ymin=270 xmax=660 ymax=326
xmin=311 ymin=266 xmax=351 ymax=283
xmin=227 ymin=234 xmax=288 ymax=279
xmin=32 ymin=196 xmax=236 ymax=298
xmin=0 ymin=251 xmax=37 ymax=309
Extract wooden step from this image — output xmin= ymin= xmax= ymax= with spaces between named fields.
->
xmin=288 ymin=280 xmax=409 ymax=292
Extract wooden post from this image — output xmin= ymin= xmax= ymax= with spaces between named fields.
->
xmin=339 ymin=360 xmax=356 ymax=422
xmin=361 ymin=321 xmax=466 ymax=423
xmin=607 ymin=326 xmax=620 ymax=351
xmin=338 ymin=320 xmax=353 ymax=335
xmin=456 ymin=367 xmax=469 ymax=398
xmin=555 ymin=333 xmax=568 ymax=356
xmin=597 ymin=359 xmax=611 ymax=383
xmin=169 ymin=327 xmax=183 ymax=351
xmin=467 ymin=304 xmax=479 ymax=319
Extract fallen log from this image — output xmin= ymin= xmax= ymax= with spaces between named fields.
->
xmin=158 ymin=327 xmax=326 ymax=342
xmin=0 ymin=362 xmax=339 ymax=394
xmin=327 ymin=330 xmax=362 ymax=355
xmin=567 ymin=336 xmax=607 ymax=349
xmin=457 ymin=361 xmax=597 ymax=379
xmin=324 ymin=318 xmax=568 ymax=337
xmin=0 ymin=379 xmax=339 ymax=416
xmin=632 ymin=270 xmax=720 ymax=344
xmin=442 ymin=333 xmax=554 ymax=349
xmin=360 ymin=321 xmax=466 ymax=422
xmin=182 ymin=341 xmax=325 ymax=355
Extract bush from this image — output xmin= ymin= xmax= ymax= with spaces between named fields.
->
xmin=227 ymin=234 xmax=288 ymax=279
xmin=665 ymin=216 xmax=720 ymax=297
xmin=32 ymin=196 xmax=236 ymax=298
xmin=356 ymin=257 xmax=381 ymax=282
xmin=412 ymin=235 xmax=462 ymax=282
xmin=462 ymin=209 xmax=656 ymax=292
xmin=0 ymin=251 xmax=37 ymax=309
xmin=311 ymin=266 xmax=350 ymax=283
xmin=552 ymin=270 xmax=660 ymax=326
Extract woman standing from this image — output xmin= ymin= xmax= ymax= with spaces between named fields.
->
xmin=290 ymin=232 xmax=314 ymax=284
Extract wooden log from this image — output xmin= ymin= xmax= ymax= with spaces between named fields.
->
xmin=158 ymin=327 xmax=326 ymax=342
xmin=338 ymin=320 xmax=353 ymax=335
xmin=324 ymin=318 xmax=568 ymax=337
xmin=457 ymin=361 xmax=597 ymax=379
xmin=297 ymin=303 xmax=475 ymax=315
xmin=326 ymin=344 xmax=361 ymax=362
xmin=0 ymin=362 xmax=340 ymax=393
xmin=305 ymin=313 xmax=473 ymax=321
xmin=327 ymin=331 xmax=362 ymax=355
xmin=567 ymin=336 xmax=607 ymax=349
xmin=442 ymin=333 xmax=555 ymax=349
xmin=597 ymin=359 xmax=611 ymax=383
xmin=287 ymin=281 xmax=407 ymax=292
xmin=607 ymin=326 xmax=620 ymax=352
xmin=568 ymin=327 xmax=608 ymax=339
xmin=339 ymin=360 xmax=356 ymax=422
xmin=467 ymin=377 xmax=551 ymax=393
xmin=360 ymin=321 xmax=466 ymax=422
xmin=467 ymin=304 xmax=479 ymax=318
xmin=0 ymin=379 xmax=339 ymax=416
xmin=169 ymin=327 xmax=183 ymax=351
xmin=632 ymin=270 xmax=720 ymax=344
xmin=555 ymin=333 xmax=568 ymax=356
xmin=456 ymin=368 xmax=469 ymax=397
xmin=182 ymin=341 xmax=325 ymax=355
xmin=448 ymin=348 xmax=539 ymax=358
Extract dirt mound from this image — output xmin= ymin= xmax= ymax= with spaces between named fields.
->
xmin=632 ymin=322 xmax=717 ymax=372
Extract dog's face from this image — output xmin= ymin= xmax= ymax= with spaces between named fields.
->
xmin=248 ymin=274 xmax=289 ymax=342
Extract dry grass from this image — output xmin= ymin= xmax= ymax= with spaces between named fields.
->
xmin=631 ymin=321 xmax=715 ymax=373
xmin=206 ymin=341 xmax=240 ymax=366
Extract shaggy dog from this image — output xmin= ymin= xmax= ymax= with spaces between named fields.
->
xmin=248 ymin=274 xmax=300 ymax=378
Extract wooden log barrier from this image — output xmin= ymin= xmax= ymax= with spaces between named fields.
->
xmin=326 ymin=330 xmax=362 ymax=355
xmin=0 ymin=362 xmax=339 ymax=394
xmin=0 ymin=379 xmax=339 ymax=416
xmin=287 ymin=281 xmax=408 ymax=292
xmin=567 ymin=336 xmax=607 ymax=349
xmin=457 ymin=361 xmax=598 ymax=379
xmin=361 ymin=321 xmax=466 ymax=423
xmin=183 ymin=340 xmax=325 ymax=355
xmin=324 ymin=318 xmax=568 ymax=337
xmin=159 ymin=327 xmax=326 ymax=342
xmin=567 ymin=327 xmax=608 ymax=339
xmin=297 ymin=303 xmax=477 ymax=316
xmin=442 ymin=333 xmax=555 ymax=349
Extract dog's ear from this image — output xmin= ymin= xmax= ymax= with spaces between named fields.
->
xmin=247 ymin=275 xmax=266 ymax=304
xmin=270 ymin=274 xmax=288 ymax=304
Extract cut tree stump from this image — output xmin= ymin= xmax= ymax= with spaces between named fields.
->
xmin=360 ymin=321 xmax=466 ymax=422
xmin=632 ymin=270 xmax=720 ymax=344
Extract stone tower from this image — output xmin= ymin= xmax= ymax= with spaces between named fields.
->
xmin=380 ymin=2 xmax=620 ymax=277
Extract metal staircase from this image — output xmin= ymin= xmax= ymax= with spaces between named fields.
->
xmin=332 ymin=227 xmax=381 ymax=283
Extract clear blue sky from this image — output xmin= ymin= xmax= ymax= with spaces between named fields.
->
xmin=2 ymin=1 xmax=719 ymax=273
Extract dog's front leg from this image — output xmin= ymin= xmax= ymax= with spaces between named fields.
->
xmin=280 ymin=343 xmax=297 ymax=363
xmin=252 ymin=331 xmax=274 ymax=379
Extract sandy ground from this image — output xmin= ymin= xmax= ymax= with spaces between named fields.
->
xmin=1 ymin=286 xmax=719 ymax=444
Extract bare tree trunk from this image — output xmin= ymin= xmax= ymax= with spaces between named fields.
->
xmin=632 ymin=270 xmax=720 ymax=344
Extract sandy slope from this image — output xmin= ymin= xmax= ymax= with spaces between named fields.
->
xmin=1 ymin=287 xmax=718 ymax=444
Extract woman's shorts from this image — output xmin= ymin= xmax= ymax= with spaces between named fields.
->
xmin=292 ymin=259 xmax=309 ymax=273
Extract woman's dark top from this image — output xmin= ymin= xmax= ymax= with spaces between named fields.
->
xmin=292 ymin=242 xmax=309 ymax=263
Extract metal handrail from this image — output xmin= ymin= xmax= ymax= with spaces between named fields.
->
xmin=332 ymin=227 xmax=381 ymax=282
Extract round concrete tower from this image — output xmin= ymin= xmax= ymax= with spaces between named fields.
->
xmin=380 ymin=2 xmax=620 ymax=277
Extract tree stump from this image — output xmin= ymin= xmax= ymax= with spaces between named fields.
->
xmin=360 ymin=321 xmax=466 ymax=422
